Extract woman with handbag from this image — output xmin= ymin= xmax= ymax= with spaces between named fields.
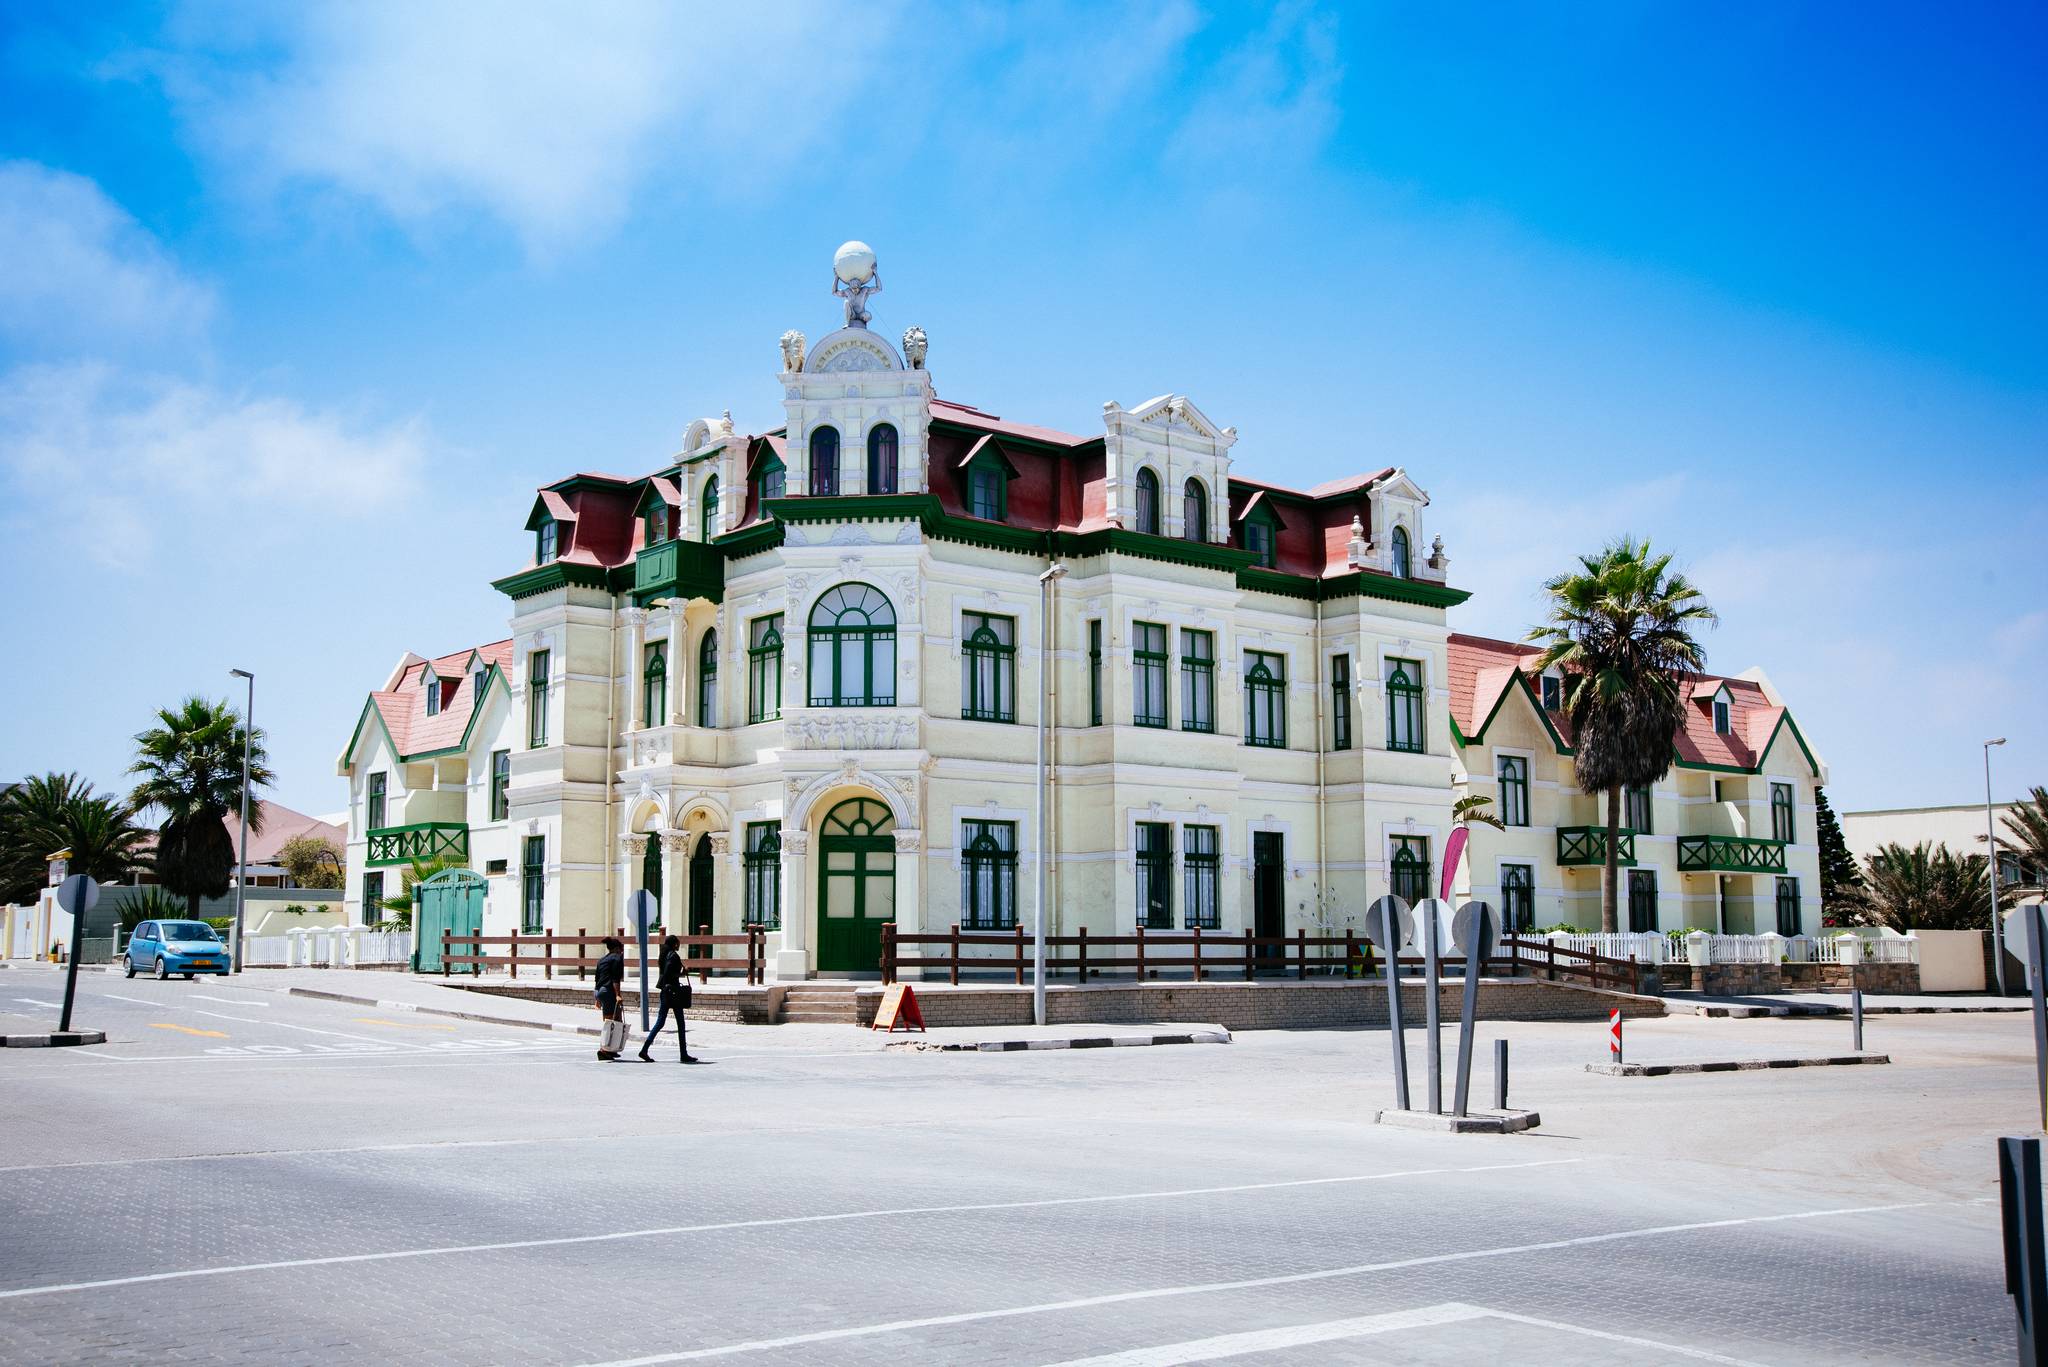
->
xmin=639 ymin=933 xmax=698 ymax=1063
xmin=593 ymin=936 xmax=627 ymax=1060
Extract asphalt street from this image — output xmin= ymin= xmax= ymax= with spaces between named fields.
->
xmin=0 ymin=969 xmax=2025 ymax=1364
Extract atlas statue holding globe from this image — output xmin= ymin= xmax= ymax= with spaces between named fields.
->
xmin=832 ymin=240 xmax=881 ymax=328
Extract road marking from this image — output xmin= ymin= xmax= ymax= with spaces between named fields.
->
xmin=0 ymin=1158 xmax=1581 ymax=1300
xmin=101 ymin=993 xmax=154 ymax=1004
xmin=571 ymin=1197 xmax=1971 ymax=1366
xmin=189 ymin=1009 xmax=403 ymax=1047
xmin=148 ymin=1023 xmax=227 ymax=1038
xmin=354 ymin=1016 xmax=458 ymax=1031
xmin=13 ymin=997 xmax=58 ymax=1006
xmin=1037 ymin=1301 xmax=1771 ymax=1367
xmin=191 ymin=994 xmax=270 ymax=1006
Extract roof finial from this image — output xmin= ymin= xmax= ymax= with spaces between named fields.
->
xmin=832 ymin=241 xmax=879 ymax=328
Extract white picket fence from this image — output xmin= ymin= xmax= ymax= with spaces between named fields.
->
xmin=1536 ymin=929 xmax=1918 ymax=967
xmin=243 ymin=927 xmax=413 ymax=969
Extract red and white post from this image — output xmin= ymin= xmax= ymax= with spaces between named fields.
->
xmin=1609 ymin=1007 xmax=1623 ymax=1065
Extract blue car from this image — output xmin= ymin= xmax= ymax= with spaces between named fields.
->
xmin=124 ymin=920 xmax=232 ymax=979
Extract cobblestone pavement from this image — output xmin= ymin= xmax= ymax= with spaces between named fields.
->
xmin=0 ymin=970 xmax=2025 ymax=1364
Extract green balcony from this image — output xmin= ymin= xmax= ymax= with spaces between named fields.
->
xmin=366 ymin=823 xmax=469 ymax=868
xmin=632 ymin=538 xmax=725 ymax=605
xmin=1557 ymin=826 xmax=1637 ymax=867
xmin=1678 ymin=834 xmax=1787 ymax=874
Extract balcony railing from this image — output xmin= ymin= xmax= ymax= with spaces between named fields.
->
xmin=1556 ymin=826 xmax=1637 ymax=867
xmin=366 ymin=822 xmax=469 ymax=868
xmin=1677 ymin=834 xmax=1788 ymax=874
xmin=633 ymin=538 xmax=724 ymax=603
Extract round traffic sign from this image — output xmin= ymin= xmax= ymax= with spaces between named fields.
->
xmin=56 ymin=874 xmax=99 ymax=917
xmin=1450 ymin=899 xmax=1500 ymax=958
xmin=1363 ymin=895 xmax=1411 ymax=953
xmin=1412 ymin=898 xmax=1455 ymax=955
xmin=627 ymin=890 xmax=658 ymax=934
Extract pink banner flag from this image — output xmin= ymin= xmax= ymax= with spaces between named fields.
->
xmin=1440 ymin=824 xmax=1469 ymax=901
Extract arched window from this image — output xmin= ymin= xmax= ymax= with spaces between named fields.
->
xmin=1134 ymin=467 xmax=1161 ymax=535
xmin=697 ymin=630 xmax=719 ymax=727
xmin=1390 ymin=525 xmax=1410 ymax=579
xmin=810 ymin=426 xmax=840 ymax=497
xmin=700 ymin=477 xmax=720 ymax=542
xmin=867 ymin=423 xmax=898 ymax=495
xmin=1182 ymin=478 xmax=1207 ymax=542
xmin=808 ymin=583 xmax=896 ymax=707
xmin=642 ymin=641 xmax=667 ymax=728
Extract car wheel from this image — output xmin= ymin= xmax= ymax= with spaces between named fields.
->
xmin=155 ymin=957 xmax=169 ymax=981
xmin=124 ymin=957 xmax=136 ymax=979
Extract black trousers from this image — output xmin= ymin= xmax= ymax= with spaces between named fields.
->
xmin=644 ymin=988 xmax=689 ymax=1057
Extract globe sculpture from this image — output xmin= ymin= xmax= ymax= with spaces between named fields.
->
xmin=832 ymin=241 xmax=880 ymax=327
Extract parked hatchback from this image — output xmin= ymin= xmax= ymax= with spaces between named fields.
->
xmin=124 ymin=921 xmax=231 ymax=979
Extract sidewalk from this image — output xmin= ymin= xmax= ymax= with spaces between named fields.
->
xmin=1669 ymin=991 xmax=2028 ymax=1017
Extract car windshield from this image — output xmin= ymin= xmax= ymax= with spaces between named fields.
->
xmin=161 ymin=922 xmax=219 ymax=942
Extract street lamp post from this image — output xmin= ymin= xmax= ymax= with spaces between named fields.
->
xmin=1034 ymin=563 xmax=1067 ymax=1027
xmin=1988 ymin=737 xmax=2009 ymax=996
xmin=230 ymin=669 xmax=255 ymax=975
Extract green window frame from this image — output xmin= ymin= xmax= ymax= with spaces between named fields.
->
xmin=644 ymin=500 xmax=669 ymax=547
xmin=472 ymin=668 xmax=487 ymax=701
xmin=1712 ymin=693 xmax=1731 ymax=734
xmin=744 ymin=822 xmax=781 ymax=929
xmin=1625 ymin=784 xmax=1653 ymax=835
xmin=536 ymin=517 xmax=557 ymax=565
xmin=1390 ymin=525 xmax=1411 ymax=579
xmin=527 ymin=650 xmax=550 ymax=747
xmin=1330 ymin=654 xmax=1352 ymax=751
xmin=642 ymin=640 xmax=667 ymax=729
xmin=1775 ymin=876 xmax=1801 ymax=935
xmin=1133 ymin=467 xmax=1161 ymax=535
xmin=490 ymin=750 xmax=510 ymax=822
xmin=1385 ymin=659 xmax=1423 ymax=753
xmin=362 ymin=871 xmax=384 ymax=927
xmin=1087 ymin=620 xmax=1103 ymax=726
xmin=960 ymin=819 xmax=1018 ymax=930
xmin=1499 ymin=754 xmax=1530 ymax=827
xmin=1501 ymin=862 xmax=1534 ymax=932
xmin=521 ymin=835 xmax=546 ymax=933
xmin=1771 ymin=782 xmax=1795 ymax=843
xmin=366 ymin=772 xmax=386 ymax=830
xmin=1244 ymin=510 xmax=1277 ymax=568
xmin=807 ymin=582 xmax=897 ymax=707
xmin=962 ymin=611 xmax=1016 ymax=723
xmin=1627 ymin=869 xmax=1658 ymax=933
xmin=1245 ymin=650 xmax=1286 ymax=748
xmin=1390 ymin=835 xmax=1430 ymax=906
xmin=757 ymin=455 xmax=785 ymax=504
xmin=748 ymin=614 xmax=784 ymax=724
xmin=1541 ymin=673 xmax=1562 ymax=712
xmin=809 ymin=426 xmax=840 ymax=497
xmin=1132 ymin=622 xmax=1168 ymax=727
xmin=700 ymin=476 xmax=719 ymax=541
xmin=697 ymin=630 xmax=719 ymax=727
xmin=1136 ymin=821 xmax=1172 ymax=929
xmin=967 ymin=457 xmax=1005 ymax=520
xmin=1180 ymin=629 xmax=1215 ymax=734
xmin=868 ymin=424 xmax=898 ymax=495
xmin=1183 ymin=824 xmax=1219 ymax=929
xmin=424 ymin=669 xmax=441 ymax=717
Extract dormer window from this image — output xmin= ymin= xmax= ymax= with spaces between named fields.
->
xmin=536 ymin=516 xmax=558 ymax=565
xmin=967 ymin=458 xmax=1005 ymax=520
xmin=1541 ymin=673 xmax=1562 ymax=712
xmin=644 ymin=502 xmax=668 ymax=547
xmin=1712 ymin=688 xmax=1731 ymax=735
xmin=423 ymin=670 xmax=441 ymax=717
xmin=757 ymin=455 xmax=785 ymax=504
xmin=1134 ymin=467 xmax=1161 ymax=535
xmin=473 ymin=669 xmax=487 ymax=701
xmin=1390 ymin=525 xmax=1411 ymax=579
xmin=1243 ymin=508 xmax=1278 ymax=569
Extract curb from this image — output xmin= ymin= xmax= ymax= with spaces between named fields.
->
xmin=286 ymin=987 xmax=599 ymax=1037
xmin=1 ymin=1031 xmax=107 ymax=1048
xmin=893 ymin=1028 xmax=1232 ymax=1052
xmin=1683 ymin=1002 xmax=2027 ymax=1018
xmin=1376 ymin=1107 xmax=1541 ymax=1134
xmin=1587 ymin=1054 xmax=1891 ymax=1076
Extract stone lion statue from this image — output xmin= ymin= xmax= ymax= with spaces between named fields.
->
xmin=902 ymin=326 xmax=928 ymax=369
xmin=779 ymin=329 xmax=806 ymax=373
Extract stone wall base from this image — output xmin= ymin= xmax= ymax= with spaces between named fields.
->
xmin=1658 ymin=962 xmax=1922 ymax=995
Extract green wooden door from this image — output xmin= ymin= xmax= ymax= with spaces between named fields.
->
xmin=412 ymin=869 xmax=486 ymax=973
xmin=815 ymin=798 xmax=896 ymax=973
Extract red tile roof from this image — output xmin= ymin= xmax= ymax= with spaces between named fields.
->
xmin=365 ymin=639 xmax=514 ymax=761
xmin=931 ymin=399 xmax=1093 ymax=447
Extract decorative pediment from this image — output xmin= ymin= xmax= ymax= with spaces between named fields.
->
xmin=805 ymin=328 xmax=903 ymax=374
xmin=1373 ymin=468 xmax=1429 ymax=505
xmin=1123 ymin=392 xmax=1234 ymax=444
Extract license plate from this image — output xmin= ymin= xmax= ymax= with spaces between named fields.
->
xmin=189 ymin=959 xmax=214 ymax=966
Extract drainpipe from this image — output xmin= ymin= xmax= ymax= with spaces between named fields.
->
xmin=1035 ymin=560 xmax=1068 ymax=1026
xmin=600 ymin=605 xmax=620 ymax=935
xmin=1313 ymin=597 xmax=1327 ymax=944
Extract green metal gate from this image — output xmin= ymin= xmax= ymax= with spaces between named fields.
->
xmin=412 ymin=868 xmax=486 ymax=973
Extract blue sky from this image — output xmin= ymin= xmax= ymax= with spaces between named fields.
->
xmin=1 ymin=2 xmax=2042 ymax=821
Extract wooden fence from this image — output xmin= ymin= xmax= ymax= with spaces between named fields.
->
xmin=880 ymin=924 xmax=1645 ymax=994
xmin=439 ymin=927 xmax=766 ymax=985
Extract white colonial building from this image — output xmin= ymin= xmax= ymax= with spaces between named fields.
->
xmin=337 ymin=244 xmax=1828 ymax=975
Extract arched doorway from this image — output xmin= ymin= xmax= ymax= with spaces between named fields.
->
xmin=817 ymin=797 xmax=895 ymax=973
xmin=689 ymin=834 xmax=714 ymax=959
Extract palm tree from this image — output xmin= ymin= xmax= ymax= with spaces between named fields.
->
xmin=0 ymin=773 xmax=150 ymax=902
xmin=1996 ymin=787 xmax=2048 ymax=897
xmin=1529 ymin=538 xmax=1716 ymax=932
xmin=1453 ymin=794 xmax=1507 ymax=832
xmin=129 ymin=697 xmax=275 ymax=917
xmin=1863 ymin=842 xmax=1988 ymax=931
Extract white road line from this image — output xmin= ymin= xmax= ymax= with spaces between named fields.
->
xmin=13 ymin=997 xmax=58 ymax=1006
xmin=0 ymin=1158 xmax=1579 ymax=1300
xmin=571 ymin=1197 xmax=1973 ymax=1366
xmin=190 ymin=994 xmax=270 ymax=1006
xmin=100 ymin=993 xmax=154 ymax=1004
xmin=186 ymin=1010 xmax=423 ymax=1047
xmin=1479 ymin=1306 xmax=1777 ymax=1366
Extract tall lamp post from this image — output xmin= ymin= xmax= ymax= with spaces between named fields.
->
xmin=1034 ymin=563 xmax=1067 ymax=1026
xmin=230 ymin=669 xmax=255 ymax=975
xmin=1988 ymin=737 xmax=2009 ymax=996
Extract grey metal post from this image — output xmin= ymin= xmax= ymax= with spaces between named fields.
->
xmin=1999 ymin=1135 xmax=2048 ymax=1365
xmin=1852 ymin=987 xmax=1864 ymax=1053
xmin=230 ymin=669 xmax=254 ymax=974
xmin=2030 ymin=906 xmax=2047 ymax=1134
xmin=1422 ymin=906 xmax=1442 ymax=1114
xmin=1990 ymin=739 xmax=2010 ymax=995
xmin=1494 ymin=1038 xmax=1509 ymax=1112
xmin=1382 ymin=901 xmax=1410 ymax=1112
xmin=1033 ymin=563 xmax=1065 ymax=1027
xmin=1452 ymin=927 xmax=1485 ymax=1117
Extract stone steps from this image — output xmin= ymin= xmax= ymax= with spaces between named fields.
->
xmin=780 ymin=984 xmax=862 ymax=1025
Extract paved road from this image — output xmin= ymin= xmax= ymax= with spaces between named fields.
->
xmin=0 ymin=970 xmax=2024 ymax=1364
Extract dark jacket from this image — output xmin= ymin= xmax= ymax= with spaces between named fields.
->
xmin=593 ymin=950 xmax=624 ymax=1000
xmin=657 ymin=947 xmax=683 ymax=990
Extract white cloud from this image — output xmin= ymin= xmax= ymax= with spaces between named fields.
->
xmin=1166 ymin=3 xmax=1343 ymax=175
xmin=0 ymin=361 xmax=423 ymax=570
xmin=0 ymin=160 xmax=215 ymax=354
xmin=155 ymin=2 xmax=899 ymax=256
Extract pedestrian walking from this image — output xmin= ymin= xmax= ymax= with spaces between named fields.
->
xmin=594 ymin=936 xmax=627 ymax=1061
xmin=639 ymin=933 xmax=699 ymax=1063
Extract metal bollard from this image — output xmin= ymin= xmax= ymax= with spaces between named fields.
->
xmin=1852 ymin=988 xmax=1864 ymax=1053
xmin=1610 ymin=1007 xmax=1623 ymax=1065
xmin=1494 ymin=1038 xmax=1509 ymax=1111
